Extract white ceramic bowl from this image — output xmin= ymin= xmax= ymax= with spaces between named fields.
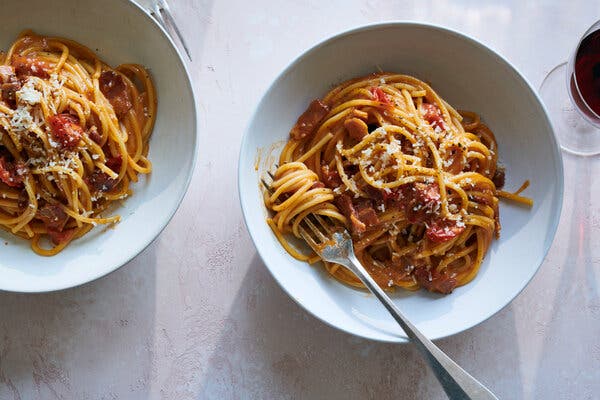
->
xmin=239 ymin=22 xmax=563 ymax=342
xmin=0 ymin=0 xmax=197 ymax=292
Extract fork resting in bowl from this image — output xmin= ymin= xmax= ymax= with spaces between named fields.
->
xmin=263 ymin=174 xmax=498 ymax=400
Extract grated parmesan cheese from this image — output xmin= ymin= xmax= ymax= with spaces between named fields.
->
xmin=16 ymin=80 xmax=42 ymax=105
xmin=49 ymin=73 xmax=66 ymax=91
xmin=386 ymin=141 xmax=401 ymax=155
xmin=10 ymin=106 xmax=34 ymax=132
xmin=48 ymin=137 xmax=59 ymax=148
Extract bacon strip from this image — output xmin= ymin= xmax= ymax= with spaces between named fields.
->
xmin=335 ymin=193 xmax=379 ymax=235
xmin=387 ymin=182 xmax=441 ymax=224
xmin=37 ymin=204 xmax=69 ymax=231
xmin=344 ymin=117 xmax=369 ymax=140
xmin=320 ymin=164 xmax=342 ymax=189
xmin=87 ymin=125 xmax=102 ymax=144
xmin=99 ymin=70 xmax=133 ymax=116
xmin=87 ymin=171 xmax=117 ymax=193
xmin=47 ymin=228 xmax=76 ymax=245
xmin=105 ymin=155 xmax=122 ymax=172
xmin=290 ymin=99 xmax=329 ymax=140
xmin=414 ymin=267 xmax=457 ymax=294
xmin=492 ymin=167 xmax=505 ymax=189
xmin=0 ymin=65 xmax=21 ymax=107
xmin=425 ymin=218 xmax=465 ymax=243
xmin=0 ymin=157 xmax=25 ymax=188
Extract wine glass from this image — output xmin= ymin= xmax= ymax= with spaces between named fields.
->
xmin=540 ymin=20 xmax=600 ymax=156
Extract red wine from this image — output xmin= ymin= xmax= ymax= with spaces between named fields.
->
xmin=573 ymin=28 xmax=600 ymax=119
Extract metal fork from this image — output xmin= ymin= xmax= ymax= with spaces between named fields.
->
xmin=138 ymin=0 xmax=192 ymax=60
xmin=263 ymin=175 xmax=498 ymax=400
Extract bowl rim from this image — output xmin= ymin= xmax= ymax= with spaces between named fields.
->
xmin=238 ymin=20 xmax=564 ymax=342
xmin=0 ymin=0 xmax=199 ymax=293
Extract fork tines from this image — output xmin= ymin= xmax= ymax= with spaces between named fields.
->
xmin=300 ymin=214 xmax=334 ymax=245
xmin=262 ymin=170 xmax=335 ymax=249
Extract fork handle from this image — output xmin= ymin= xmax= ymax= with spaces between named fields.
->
xmin=344 ymin=253 xmax=498 ymax=400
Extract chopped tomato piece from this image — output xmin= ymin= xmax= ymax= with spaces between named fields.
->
xmin=426 ymin=218 xmax=465 ymax=243
xmin=48 ymin=114 xmax=83 ymax=148
xmin=13 ymin=56 xmax=50 ymax=79
xmin=421 ymin=103 xmax=447 ymax=131
xmin=369 ymin=87 xmax=392 ymax=106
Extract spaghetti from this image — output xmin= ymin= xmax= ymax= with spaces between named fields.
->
xmin=265 ymin=73 xmax=532 ymax=294
xmin=0 ymin=31 xmax=156 ymax=256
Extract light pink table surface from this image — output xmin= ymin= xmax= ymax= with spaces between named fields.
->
xmin=1 ymin=1 xmax=599 ymax=399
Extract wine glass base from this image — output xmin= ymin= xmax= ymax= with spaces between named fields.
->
xmin=539 ymin=62 xmax=600 ymax=156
